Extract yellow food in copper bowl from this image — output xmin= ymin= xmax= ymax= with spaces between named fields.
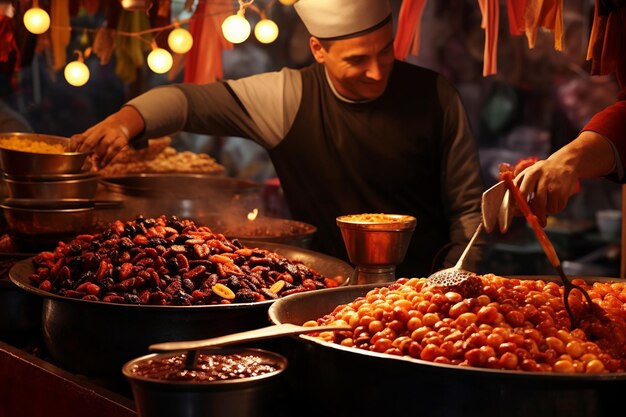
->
xmin=0 ymin=133 xmax=92 ymax=175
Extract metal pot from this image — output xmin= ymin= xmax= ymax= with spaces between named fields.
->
xmin=0 ymin=200 xmax=94 ymax=249
xmin=97 ymin=174 xmax=263 ymax=225
xmin=123 ymin=347 xmax=288 ymax=417
xmin=268 ymin=279 xmax=626 ymax=417
xmin=9 ymin=243 xmax=352 ymax=377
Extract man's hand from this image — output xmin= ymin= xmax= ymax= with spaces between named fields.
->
xmin=69 ymin=106 xmax=145 ymax=168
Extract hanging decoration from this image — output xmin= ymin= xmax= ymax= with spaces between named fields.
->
xmin=168 ymin=24 xmax=193 ymax=53
xmin=51 ymin=0 xmax=71 ymax=71
xmin=0 ymin=2 xmax=19 ymax=93
xmin=6 ymin=0 xmax=586 ymax=87
xmin=147 ymin=40 xmax=173 ymax=73
xmin=92 ymin=27 xmax=116 ymax=65
xmin=115 ymin=9 xmax=151 ymax=84
xmin=506 ymin=0 xmax=526 ymax=35
xmin=394 ymin=0 xmax=427 ymax=61
xmin=221 ymin=0 xmax=280 ymax=45
xmin=523 ymin=0 xmax=563 ymax=51
xmin=395 ymin=0 xmax=565 ymax=77
xmin=478 ymin=0 xmax=499 ymax=77
xmin=184 ymin=0 xmax=232 ymax=84
xmin=254 ymin=18 xmax=278 ymax=44
xmin=64 ymin=49 xmax=90 ymax=86
xmin=586 ymin=0 xmax=626 ymax=90
xmin=23 ymin=0 xmax=50 ymax=34
xmin=221 ymin=12 xmax=250 ymax=44
xmin=5 ymin=0 xmax=287 ymax=88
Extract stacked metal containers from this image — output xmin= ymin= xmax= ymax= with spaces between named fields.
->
xmin=0 ymin=133 xmax=97 ymax=249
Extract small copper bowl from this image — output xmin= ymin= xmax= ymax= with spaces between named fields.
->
xmin=336 ymin=213 xmax=416 ymax=284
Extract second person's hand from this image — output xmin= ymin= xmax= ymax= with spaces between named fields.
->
xmin=515 ymin=131 xmax=616 ymax=227
xmin=515 ymin=158 xmax=579 ymax=227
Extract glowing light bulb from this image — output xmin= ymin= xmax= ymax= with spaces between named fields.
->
xmin=254 ymin=19 xmax=278 ymax=44
xmin=23 ymin=7 xmax=50 ymax=34
xmin=167 ymin=27 xmax=193 ymax=54
xmin=147 ymin=47 xmax=173 ymax=73
xmin=221 ymin=14 xmax=251 ymax=44
xmin=64 ymin=60 xmax=90 ymax=87
xmin=278 ymin=0 xmax=297 ymax=5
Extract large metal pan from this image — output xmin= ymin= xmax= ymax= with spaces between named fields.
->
xmin=9 ymin=242 xmax=352 ymax=377
xmin=96 ymin=174 xmax=263 ymax=225
xmin=204 ymin=215 xmax=317 ymax=249
xmin=268 ymin=278 xmax=626 ymax=417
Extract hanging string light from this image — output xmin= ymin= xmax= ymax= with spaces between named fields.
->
xmin=147 ymin=41 xmax=173 ymax=73
xmin=222 ymin=0 xmax=279 ymax=45
xmin=167 ymin=22 xmax=193 ymax=54
xmin=254 ymin=18 xmax=278 ymax=44
xmin=221 ymin=11 xmax=251 ymax=44
xmin=23 ymin=0 xmax=50 ymax=34
xmin=13 ymin=0 xmax=294 ymax=88
xmin=64 ymin=50 xmax=90 ymax=87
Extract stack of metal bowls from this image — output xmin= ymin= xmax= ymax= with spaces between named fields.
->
xmin=3 ymin=171 xmax=99 ymax=200
xmin=0 ymin=132 xmax=95 ymax=249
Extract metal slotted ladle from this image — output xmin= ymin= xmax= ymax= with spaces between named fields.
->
xmin=426 ymin=181 xmax=507 ymax=289
xmin=426 ymin=222 xmax=483 ymax=288
xmin=500 ymin=171 xmax=595 ymax=327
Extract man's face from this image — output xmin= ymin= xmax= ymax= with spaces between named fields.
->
xmin=311 ymin=22 xmax=395 ymax=101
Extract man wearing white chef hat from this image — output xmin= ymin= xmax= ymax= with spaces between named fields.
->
xmin=294 ymin=0 xmax=392 ymax=40
xmin=71 ymin=0 xmax=485 ymax=278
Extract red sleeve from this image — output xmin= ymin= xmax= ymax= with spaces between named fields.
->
xmin=582 ymin=99 xmax=626 ymax=163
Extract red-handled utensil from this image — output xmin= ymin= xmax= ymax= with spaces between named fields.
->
xmin=500 ymin=171 xmax=594 ymax=327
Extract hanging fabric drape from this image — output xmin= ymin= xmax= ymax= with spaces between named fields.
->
xmin=114 ymin=10 xmax=151 ymax=84
xmin=478 ymin=0 xmax=499 ymax=76
xmin=150 ymin=0 xmax=170 ymax=49
xmin=394 ymin=0 xmax=428 ymax=60
xmin=506 ymin=0 xmax=526 ymax=35
xmin=0 ymin=8 xmax=20 ymax=92
xmin=396 ymin=0 xmax=566 ymax=77
xmin=183 ymin=0 xmax=232 ymax=84
xmin=51 ymin=0 xmax=71 ymax=71
xmin=587 ymin=0 xmax=626 ymax=95
xmin=523 ymin=0 xmax=563 ymax=51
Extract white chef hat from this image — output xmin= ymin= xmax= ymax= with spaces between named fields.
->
xmin=294 ymin=0 xmax=392 ymax=40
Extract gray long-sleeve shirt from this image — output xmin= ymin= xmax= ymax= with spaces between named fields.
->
xmin=128 ymin=61 xmax=484 ymax=277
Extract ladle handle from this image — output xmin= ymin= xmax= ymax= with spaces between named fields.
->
xmin=149 ymin=323 xmax=351 ymax=352
xmin=454 ymin=222 xmax=483 ymax=270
